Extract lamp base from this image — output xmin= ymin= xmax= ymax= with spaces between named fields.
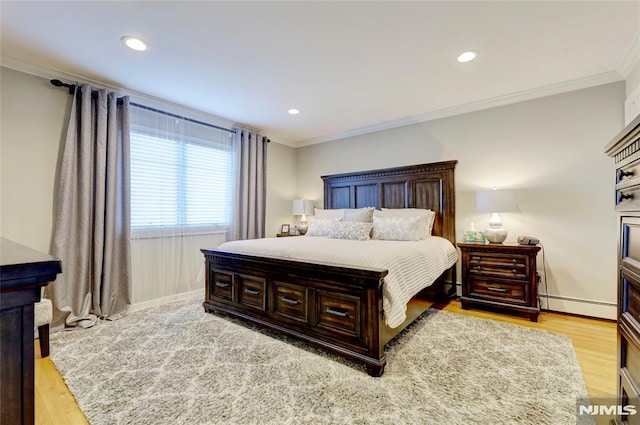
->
xmin=298 ymin=222 xmax=308 ymax=235
xmin=485 ymin=227 xmax=507 ymax=244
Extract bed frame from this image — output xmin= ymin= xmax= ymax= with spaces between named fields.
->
xmin=201 ymin=160 xmax=457 ymax=376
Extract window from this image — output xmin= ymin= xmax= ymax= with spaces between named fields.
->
xmin=129 ymin=105 xmax=235 ymax=236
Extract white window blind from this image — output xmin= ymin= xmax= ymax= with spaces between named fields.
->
xmin=129 ymin=105 xmax=235 ymax=236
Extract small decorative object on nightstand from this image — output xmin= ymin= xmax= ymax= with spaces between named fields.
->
xmin=458 ymin=242 xmax=541 ymax=321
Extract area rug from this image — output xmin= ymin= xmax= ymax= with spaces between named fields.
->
xmin=50 ymin=298 xmax=592 ymax=425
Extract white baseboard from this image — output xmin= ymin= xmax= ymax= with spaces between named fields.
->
xmin=129 ymin=289 xmax=203 ymax=313
xmin=538 ymin=293 xmax=616 ymax=320
xmin=453 ymin=283 xmax=616 ymax=320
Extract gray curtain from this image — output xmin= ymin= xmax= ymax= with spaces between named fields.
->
xmin=50 ymin=84 xmax=131 ymax=330
xmin=232 ymin=128 xmax=268 ymax=240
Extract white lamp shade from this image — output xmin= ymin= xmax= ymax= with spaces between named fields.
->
xmin=292 ymin=199 xmax=315 ymax=216
xmin=476 ymin=189 xmax=517 ymax=213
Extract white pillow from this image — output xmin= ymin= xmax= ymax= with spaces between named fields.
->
xmin=343 ymin=207 xmax=374 ymax=223
xmin=380 ymin=208 xmax=435 ymax=237
xmin=372 ymin=216 xmax=425 ymax=241
xmin=306 ymin=218 xmax=341 ymax=236
xmin=328 ymin=222 xmax=373 ymax=241
xmin=314 ymin=208 xmax=345 ymax=220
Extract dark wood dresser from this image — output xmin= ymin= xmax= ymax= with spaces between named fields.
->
xmin=458 ymin=242 xmax=540 ymax=322
xmin=605 ymin=114 xmax=640 ymax=424
xmin=0 ymin=238 xmax=61 ymax=425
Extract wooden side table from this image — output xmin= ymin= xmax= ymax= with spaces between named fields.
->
xmin=276 ymin=233 xmax=300 ymax=237
xmin=458 ymin=242 xmax=541 ymax=322
xmin=0 ymin=238 xmax=62 ymax=425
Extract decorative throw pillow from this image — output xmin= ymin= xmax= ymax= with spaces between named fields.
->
xmin=343 ymin=207 xmax=374 ymax=223
xmin=379 ymin=208 xmax=435 ymax=237
xmin=306 ymin=218 xmax=341 ymax=236
xmin=314 ymin=208 xmax=345 ymax=220
xmin=371 ymin=216 xmax=425 ymax=241
xmin=328 ymin=222 xmax=373 ymax=241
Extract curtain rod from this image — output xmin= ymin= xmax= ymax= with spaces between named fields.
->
xmin=50 ymin=79 xmax=239 ymax=135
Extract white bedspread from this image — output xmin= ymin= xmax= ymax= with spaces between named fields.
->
xmin=216 ymin=236 xmax=458 ymax=328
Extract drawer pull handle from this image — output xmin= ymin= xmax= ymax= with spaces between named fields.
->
xmin=617 ymin=169 xmax=634 ymax=182
xmin=215 ymin=281 xmax=230 ymax=288
xmin=487 ymin=286 xmax=508 ymax=293
xmin=326 ymin=307 xmax=349 ymax=318
xmin=244 ymin=288 xmax=260 ymax=295
xmin=618 ymin=192 xmax=634 ymax=203
xmin=512 ymin=269 xmax=517 ymax=274
xmin=281 ymin=296 xmax=300 ymax=305
xmin=475 ymin=266 xmax=482 ymax=271
xmin=512 ymin=259 xmax=517 ymax=264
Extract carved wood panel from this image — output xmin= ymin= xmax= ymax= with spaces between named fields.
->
xmin=354 ymin=184 xmax=377 ymax=208
xmin=381 ymin=181 xmax=408 ymax=208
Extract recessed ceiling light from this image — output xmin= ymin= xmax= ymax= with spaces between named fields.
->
xmin=122 ymin=36 xmax=147 ymax=52
xmin=457 ymin=51 xmax=477 ymax=63
xmin=288 ymin=108 xmax=300 ymax=115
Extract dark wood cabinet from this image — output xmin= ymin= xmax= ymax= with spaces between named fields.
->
xmin=0 ymin=238 xmax=61 ymax=425
xmin=458 ymin=242 xmax=540 ymax=322
xmin=606 ymin=114 xmax=640 ymax=425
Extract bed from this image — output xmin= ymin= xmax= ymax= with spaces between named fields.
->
xmin=201 ymin=160 xmax=457 ymax=376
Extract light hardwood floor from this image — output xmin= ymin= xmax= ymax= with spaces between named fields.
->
xmin=34 ymin=300 xmax=617 ymax=424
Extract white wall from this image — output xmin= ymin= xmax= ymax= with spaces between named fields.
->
xmin=0 ymin=66 xmax=297 ymax=306
xmin=627 ymin=61 xmax=640 ymax=98
xmin=626 ymin=60 xmax=640 ymax=124
xmin=0 ymin=67 xmax=70 ymax=252
xmin=297 ymin=82 xmax=626 ymax=319
xmin=265 ymin=141 xmax=298 ymax=237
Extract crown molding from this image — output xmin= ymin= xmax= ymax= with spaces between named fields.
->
xmin=1 ymin=55 xmax=300 ymax=148
xmin=619 ymin=31 xmax=640 ymax=79
xmin=295 ymin=71 xmax=623 ymax=147
xmin=0 ymin=55 xmax=247 ymax=131
xmin=2 ymin=55 xmax=623 ymax=151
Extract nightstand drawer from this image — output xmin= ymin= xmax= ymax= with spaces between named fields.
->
xmin=468 ymin=277 xmax=527 ymax=304
xmin=468 ymin=253 xmax=529 ymax=280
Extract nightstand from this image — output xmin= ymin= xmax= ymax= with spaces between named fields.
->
xmin=458 ymin=242 xmax=541 ymax=322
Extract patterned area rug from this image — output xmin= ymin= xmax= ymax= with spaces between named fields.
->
xmin=50 ymin=298 xmax=592 ymax=425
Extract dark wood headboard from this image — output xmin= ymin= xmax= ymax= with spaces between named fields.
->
xmin=322 ymin=160 xmax=457 ymax=244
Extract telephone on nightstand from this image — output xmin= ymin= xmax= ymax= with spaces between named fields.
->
xmin=517 ymin=236 xmax=540 ymax=245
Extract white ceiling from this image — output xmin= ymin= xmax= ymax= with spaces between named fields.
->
xmin=1 ymin=1 xmax=639 ymax=146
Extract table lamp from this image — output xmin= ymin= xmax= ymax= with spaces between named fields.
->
xmin=292 ymin=199 xmax=314 ymax=235
xmin=476 ymin=188 xmax=517 ymax=244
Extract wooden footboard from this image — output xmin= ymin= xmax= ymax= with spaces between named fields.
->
xmin=201 ymin=249 xmax=391 ymax=376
